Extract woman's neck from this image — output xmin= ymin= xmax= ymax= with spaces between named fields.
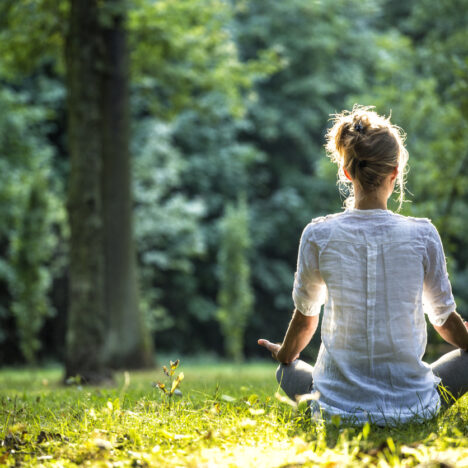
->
xmin=354 ymin=188 xmax=388 ymax=210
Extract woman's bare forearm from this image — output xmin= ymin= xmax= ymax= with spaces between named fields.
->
xmin=276 ymin=309 xmax=319 ymax=363
xmin=433 ymin=311 xmax=468 ymax=351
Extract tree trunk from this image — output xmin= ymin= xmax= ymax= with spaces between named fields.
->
xmin=100 ymin=0 xmax=153 ymax=368
xmin=65 ymin=0 xmax=153 ymax=381
xmin=65 ymin=0 xmax=110 ymax=383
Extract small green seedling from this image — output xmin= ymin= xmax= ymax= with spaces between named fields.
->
xmin=155 ymin=359 xmax=184 ymax=398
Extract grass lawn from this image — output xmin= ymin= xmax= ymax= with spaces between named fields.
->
xmin=0 ymin=359 xmax=467 ymax=467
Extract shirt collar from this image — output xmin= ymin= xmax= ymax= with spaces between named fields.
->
xmin=345 ymin=208 xmax=392 ymax=215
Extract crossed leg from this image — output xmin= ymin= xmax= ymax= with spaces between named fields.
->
xmin=276 ymin=360 xmax=314 ymax=402
xmin=431 ymin=348 xmax=468 ymax=407
xmin=276 ymin=349 xmax=468 ymax=409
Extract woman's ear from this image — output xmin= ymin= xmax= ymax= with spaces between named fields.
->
xmin=344 ymin=168 xmax=352 ymax=181
xmin=391 ymin=166 xmax=398 ymax=181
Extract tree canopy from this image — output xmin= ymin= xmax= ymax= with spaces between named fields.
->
xmin=0 ymin=0 xmax=466 ymax=364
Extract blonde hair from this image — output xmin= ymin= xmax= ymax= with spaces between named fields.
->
xmin=325 ymin=105 xmax=408 ymax=210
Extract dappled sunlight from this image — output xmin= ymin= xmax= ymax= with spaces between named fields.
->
xmin=0 ymin=0 xmax=467 ymax=465
xmin=1 ymin=365 xmax=468 ymax=466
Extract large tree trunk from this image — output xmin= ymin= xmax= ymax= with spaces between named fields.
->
xmin=65 ymin=0 xmax=153 ymax=381
xmin=65 ymin=0 xmax=109 ymax=383
xmin=100 ymin=0 xmax=153 ymax=368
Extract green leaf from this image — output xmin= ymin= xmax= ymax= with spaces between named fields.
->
xmin=362 ymin=422 xmax=370 ymax=440
xmin=170 ymin=372 xmax=184 ymax=395
xmin=331 ymin=414 xmax=341 ymax=428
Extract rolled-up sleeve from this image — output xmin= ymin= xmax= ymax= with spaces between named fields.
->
xmin=292 ymin=223 xmax=326 ymax=316
xmin=423 ymin=223 xmax=456 ymax=326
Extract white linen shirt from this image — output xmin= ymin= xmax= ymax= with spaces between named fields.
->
xmin=292 ymin=209 xmax=456 ymax=424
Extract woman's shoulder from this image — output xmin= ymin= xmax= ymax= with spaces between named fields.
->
xmin=300 ymin=212 xmax=346 ymax=241
xmin=390 ymin=212 xmax=438 ymax=233
xmin=381 ymin=213 xmax=443 ymax=246
xmin=310 ymin=211 xmax=346 ymax=226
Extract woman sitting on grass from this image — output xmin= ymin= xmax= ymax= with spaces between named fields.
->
xmin=258 ymin=106 xmax=468 ymax=425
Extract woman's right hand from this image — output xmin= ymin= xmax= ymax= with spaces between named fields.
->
xmin=257 ymin=339 xmax=281 ymax=361
xmin=257 ymin=339 xmax=300 ymax=363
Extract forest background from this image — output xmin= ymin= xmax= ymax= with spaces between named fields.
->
xmin=0 ymin=0 xmax=467 ymax=372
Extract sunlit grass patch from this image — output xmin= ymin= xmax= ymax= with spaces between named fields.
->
xmin=0 ymin=361 xmax=467 ymax=467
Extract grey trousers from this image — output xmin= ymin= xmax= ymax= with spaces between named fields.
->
xmin=276 ymin=349 xmax=468 ymax=409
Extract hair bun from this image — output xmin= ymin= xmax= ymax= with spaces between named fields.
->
xmin=352 ymin=114 xmax=371 ymax=135
xmin=354 ymin=122 xmax=364 ymax=133
xmin=325 ymin=104 xmax=409 ymax=210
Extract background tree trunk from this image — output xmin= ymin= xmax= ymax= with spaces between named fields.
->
xmin=65 ymin=0 xmax=109 ymax=383
xmin=65 ymin=0 xmax=153 ymax=381
xmin=100 ymin=0 xmax=153 ymax=368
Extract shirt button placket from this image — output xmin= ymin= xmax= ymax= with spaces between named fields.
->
xmin=366 ymin=243 xmax=378 ymax=376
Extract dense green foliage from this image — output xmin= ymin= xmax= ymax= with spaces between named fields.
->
xmin=0 ymin=85 xmax=65 ymax=363
xmin=0 ymin=364 xmax=467 ymax=466
xmin=216 ymin=197 xmax=253 ymax=361
xmin=132 ymin=119 xmax=205 ymax=333
xmin=0 ymin=0 xmax=467 ymax=362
